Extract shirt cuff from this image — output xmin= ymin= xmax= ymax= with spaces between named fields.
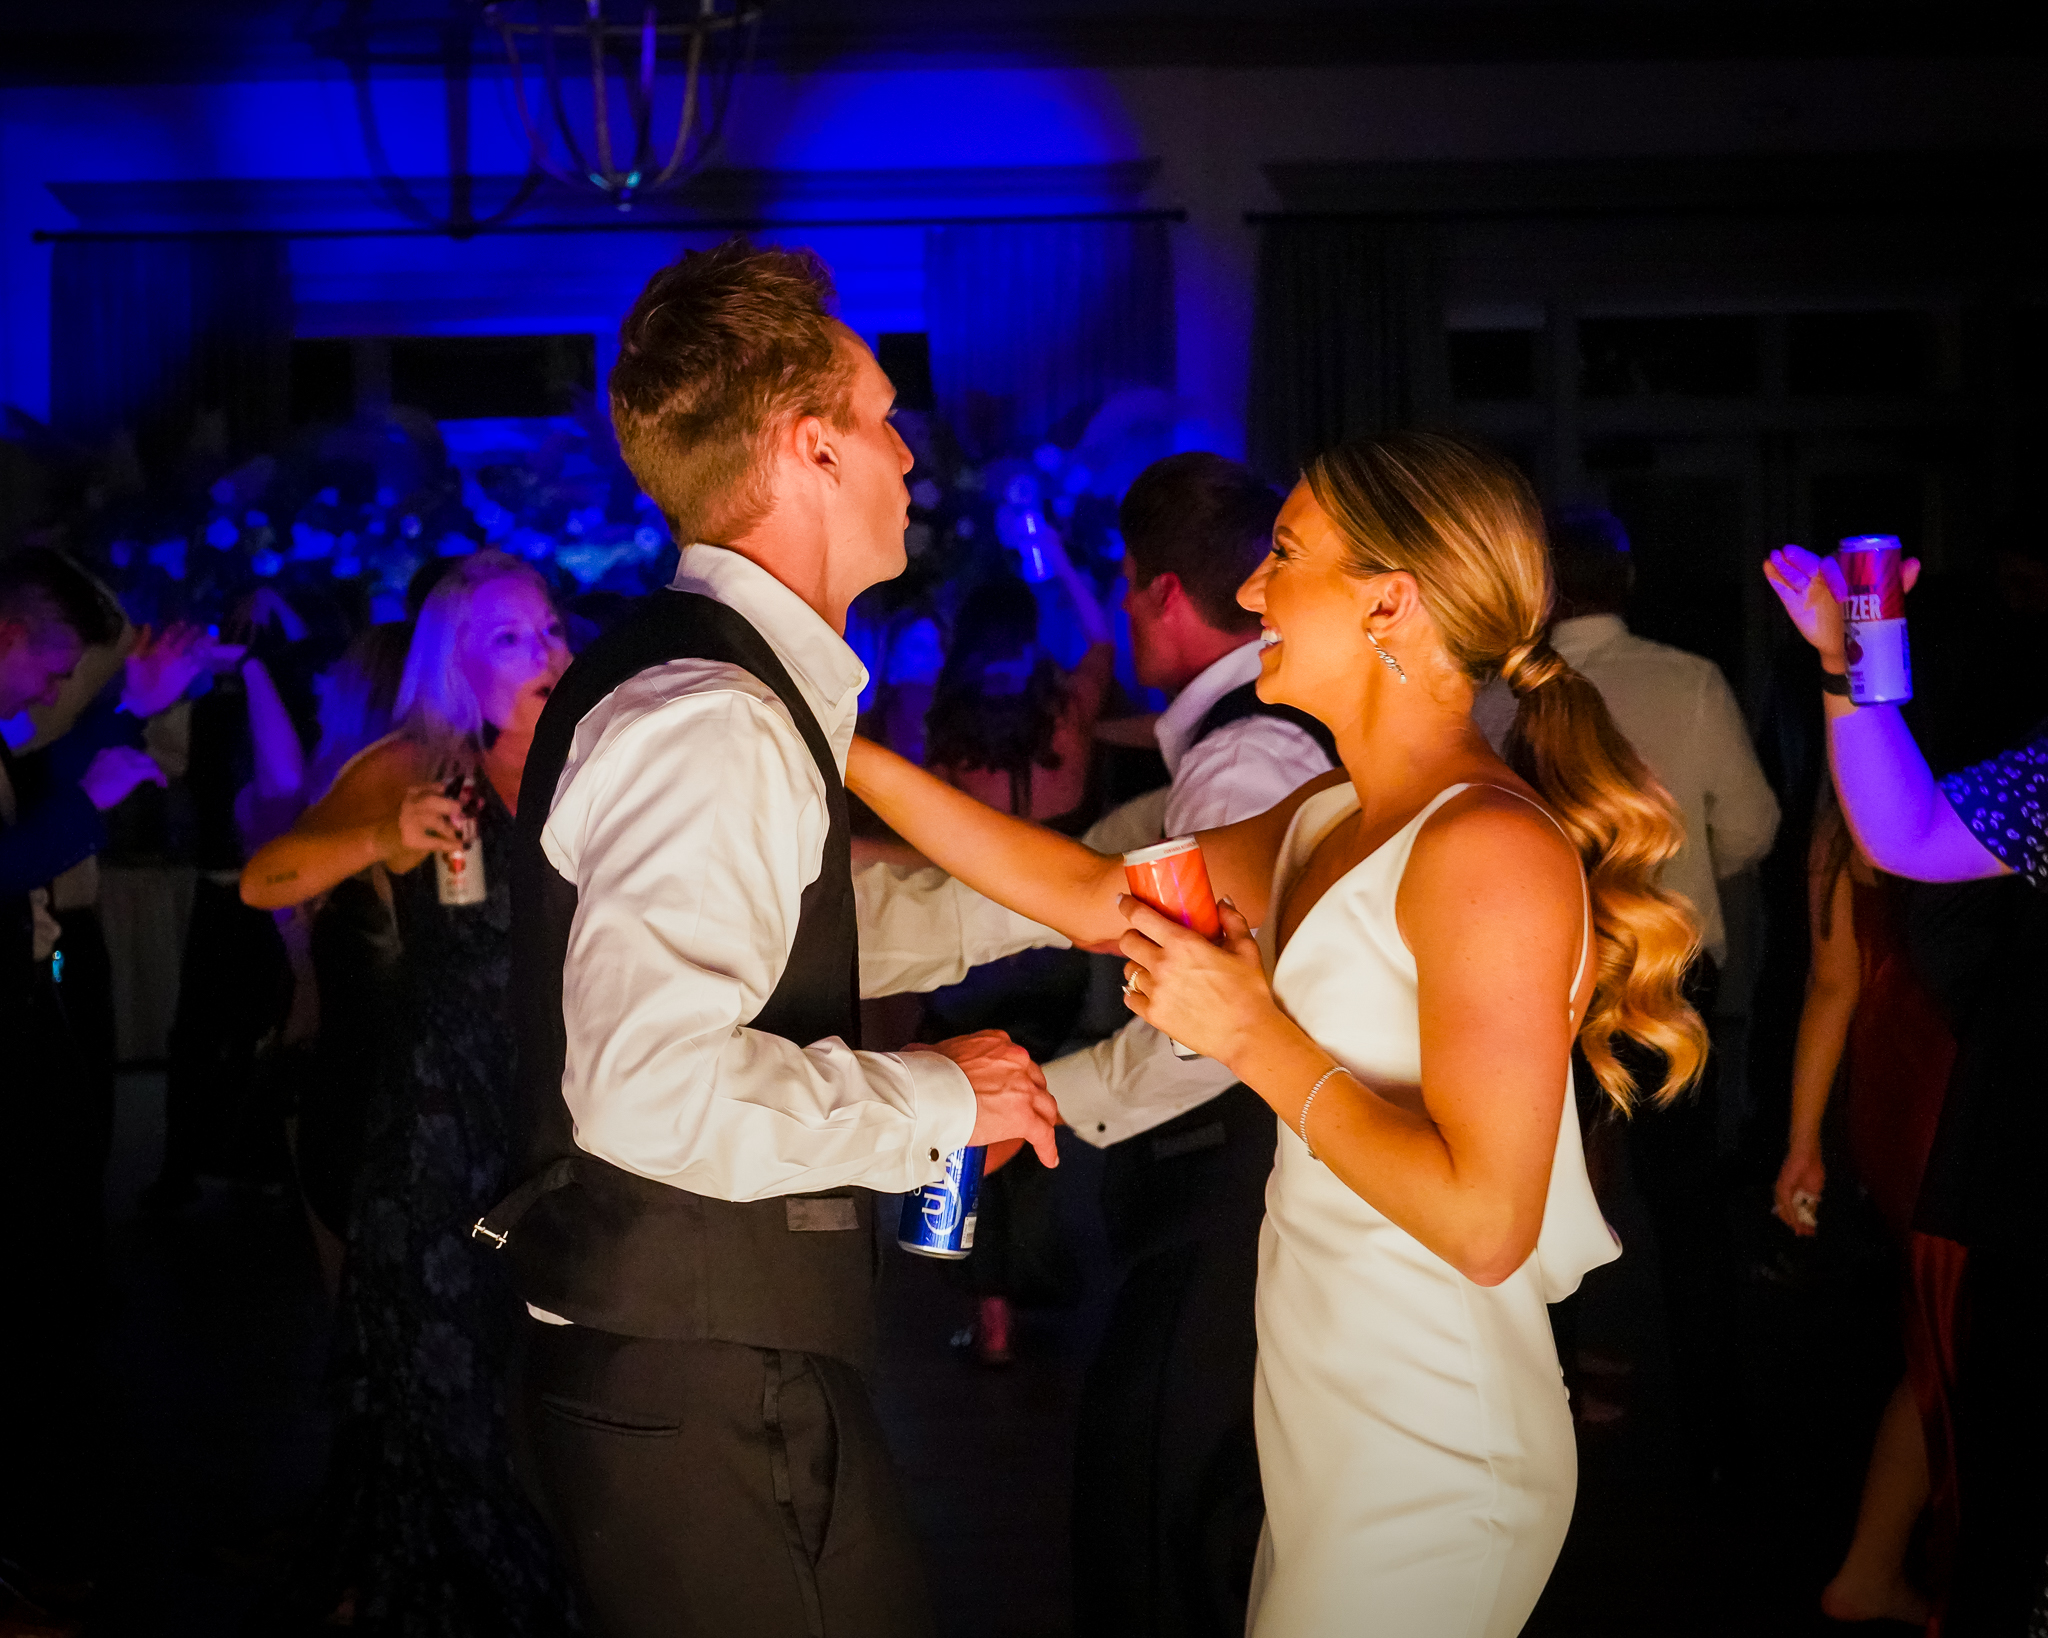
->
xmin=1044 ymin=1045 xmax=1120 ymax=1148
xmin=1044 ymin=1022 xmax=1241 ymax=1149
xmin=888 ymin=1048 xmax=980 ymax=1189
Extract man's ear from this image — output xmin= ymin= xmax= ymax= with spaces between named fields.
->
xmin=1146 ymin=570 xmax=1183 ymax=615
xmin=792 ymin=411 xmax=839 ymax=482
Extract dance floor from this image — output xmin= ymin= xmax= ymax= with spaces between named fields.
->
xmin=90 ymin=1070 xmax=1909 ymax=1636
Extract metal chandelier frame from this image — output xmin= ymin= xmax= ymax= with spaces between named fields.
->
xmin=486 ymin=0 xmax=767 ymax=212
xmin=301 ymin=1 xmax=768 ymax=238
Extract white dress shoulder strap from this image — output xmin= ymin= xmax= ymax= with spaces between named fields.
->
xmin=1473 ymin=784 xmax=1593 ymax=1009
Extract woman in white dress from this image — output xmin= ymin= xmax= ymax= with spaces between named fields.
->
xmin=850 ymin=432 xmax=1706 ymax=1635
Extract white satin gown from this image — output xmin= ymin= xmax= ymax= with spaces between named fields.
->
xmin=1245 ymin=783 xmax=1620 ymax=1637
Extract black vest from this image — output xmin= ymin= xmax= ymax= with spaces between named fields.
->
xmin=1188 ymin=680 xmax=1338 ymax=767
xmin=485 ymin=590 xmax=878 ymax=1367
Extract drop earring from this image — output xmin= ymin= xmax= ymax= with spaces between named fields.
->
xmin=1367 ymin=629 xmax=1408 ymax=683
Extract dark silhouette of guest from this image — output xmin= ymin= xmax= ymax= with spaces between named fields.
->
xmin=1 ymin=550 xmax=218 ymax=1616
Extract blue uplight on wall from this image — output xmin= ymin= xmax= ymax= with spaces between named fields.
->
xmin=761 ymin=67 xmax=1142 ymax=172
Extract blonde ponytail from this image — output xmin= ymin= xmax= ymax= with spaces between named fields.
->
xmin=1305 ymin=433 xmax=1705 ymax=1110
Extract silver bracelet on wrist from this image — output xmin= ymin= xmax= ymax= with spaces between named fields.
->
xmin=1299 ymin=1064 xmax=1350 ymax=1161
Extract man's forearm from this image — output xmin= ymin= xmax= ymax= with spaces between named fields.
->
xmin=566 ymin=1024 xmax=976 ymax=1200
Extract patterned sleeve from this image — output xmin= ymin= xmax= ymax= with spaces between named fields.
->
xmin=1937 ymin=737 xmax=2048 ymax=887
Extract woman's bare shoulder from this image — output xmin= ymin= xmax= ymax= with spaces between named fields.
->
xmin=1404 ymin=783 xmax=1582 ymax=921
xmin=309 ymin=733 xmax=423 ymax=820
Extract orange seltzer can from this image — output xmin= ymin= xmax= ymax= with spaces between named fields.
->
xmin=1123 ymin=837 xmax=1222 ymax=1058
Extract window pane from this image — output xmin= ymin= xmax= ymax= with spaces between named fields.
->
xmin=876 ymin=332 xmax=937 ymax=412
xmin=289 ymin=339 xmax=354 ymax=426
xmin=1580 ymin=316 xmax=1759 ymax=398
xmin=1448 ymin=329 xmax=1536 ymax=401
xmin=1605 ymin=472 xmax=1749 ymax=693
xmin=387 ymin=334 xmax=596 ymax=420
xmin=1787 ymin=312 xmax=1935 ymax=396
xmin=1807 ymin=470 xmax=1922 ymax=556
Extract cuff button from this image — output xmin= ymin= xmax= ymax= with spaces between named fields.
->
xmin=929 ymin=1147 xmax=940 ymax=1162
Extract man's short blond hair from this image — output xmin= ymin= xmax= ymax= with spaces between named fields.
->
xmin=610 ymin=239 xmax=858 ymax=544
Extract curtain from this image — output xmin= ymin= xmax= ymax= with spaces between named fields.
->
xmin=1247 ymin=219 xmax=1443 ymax=483
xmin=925 ymin=219 xmax=1174 ymax=459
xmin=51 ymin=237 xmax=292 ymax=455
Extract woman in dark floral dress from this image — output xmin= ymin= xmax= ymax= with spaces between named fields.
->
xmin=1766 ymin=544 xmax=2048 ymax=1638
xmin=245 ymin=552 xmax=579 ymax=1633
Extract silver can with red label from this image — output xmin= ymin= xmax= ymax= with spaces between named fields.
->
xmin=434 ymin=774 xmax=488 ymax=907
xmin=1837 ymin=535 xmax=1913 ymax=707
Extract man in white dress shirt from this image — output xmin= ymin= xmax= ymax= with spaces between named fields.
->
xmin=857 ymin=453 xmax=1334 ymax=1635
xmin=485 ymin=242 xmax=1059 ymax=1638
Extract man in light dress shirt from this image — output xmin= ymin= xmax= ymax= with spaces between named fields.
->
xmin=1479 ymin=504 xmax=1779 ymax=1475
xmin=495 ymin=242 xmax=1059 ymax=1638
xmin=1474 ymin=507 xmax=1779 ymax=980
xmin=858 ymin=452 xmax=1334 ymax=1636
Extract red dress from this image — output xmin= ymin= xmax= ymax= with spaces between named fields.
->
xmin=1846 ymin=877 xmax=1967 ymax=1613
xmin=1846 ymin=879 xmax=1954 ymax=1240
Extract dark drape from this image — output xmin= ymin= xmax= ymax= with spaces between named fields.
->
xmin=925 ymin=219 xmax=1174 ymax=458
xmin=1247 ymin=219 xmax=1442 ymax=483
xmin=50 ymin=237 xmax=292 ymax=455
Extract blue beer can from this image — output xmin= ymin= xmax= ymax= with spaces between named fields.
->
xmin=897 ymin=1145 xmax=986 ymax=1260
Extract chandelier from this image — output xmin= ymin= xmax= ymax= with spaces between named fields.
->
xmin=303 ymin=1 xmax=769 ymax=237
xmin=485 ymin=0 xmax=769 ymax=211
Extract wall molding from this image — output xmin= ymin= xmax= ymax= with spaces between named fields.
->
xmin=43 ymin=161 xmax=1167 ymax=239
xmin=1256 ymin=150 xmax=2048 ymax=220
xmin=4 ymin=8 xmax=2036 ymax=87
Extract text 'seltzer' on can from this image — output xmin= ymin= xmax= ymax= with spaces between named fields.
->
xmin=1836 ymin=535 xmax=1913 ymax=707
xmin=897 ymin=1144 xmax=986 ymax=1260
xmin=1122 ymin=837 xmax=1223 ymax=1059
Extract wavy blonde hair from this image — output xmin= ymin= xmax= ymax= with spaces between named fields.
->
xmin=1304 ymin=432 xmax=1705 ymax=1109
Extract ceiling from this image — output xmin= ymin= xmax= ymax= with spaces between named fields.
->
xmin=0 ymin=0 xmax=2034 ymax=85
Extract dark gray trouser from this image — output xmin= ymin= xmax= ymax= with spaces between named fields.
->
xmin=516 ymin=1323 xmax=935 ymax=1638
xmin=1072 ymin=1085 xmax=1273 ymax=1638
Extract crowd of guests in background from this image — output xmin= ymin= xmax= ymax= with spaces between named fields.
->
xmin=7 ymin=385 xmax=2048 ymax=1634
